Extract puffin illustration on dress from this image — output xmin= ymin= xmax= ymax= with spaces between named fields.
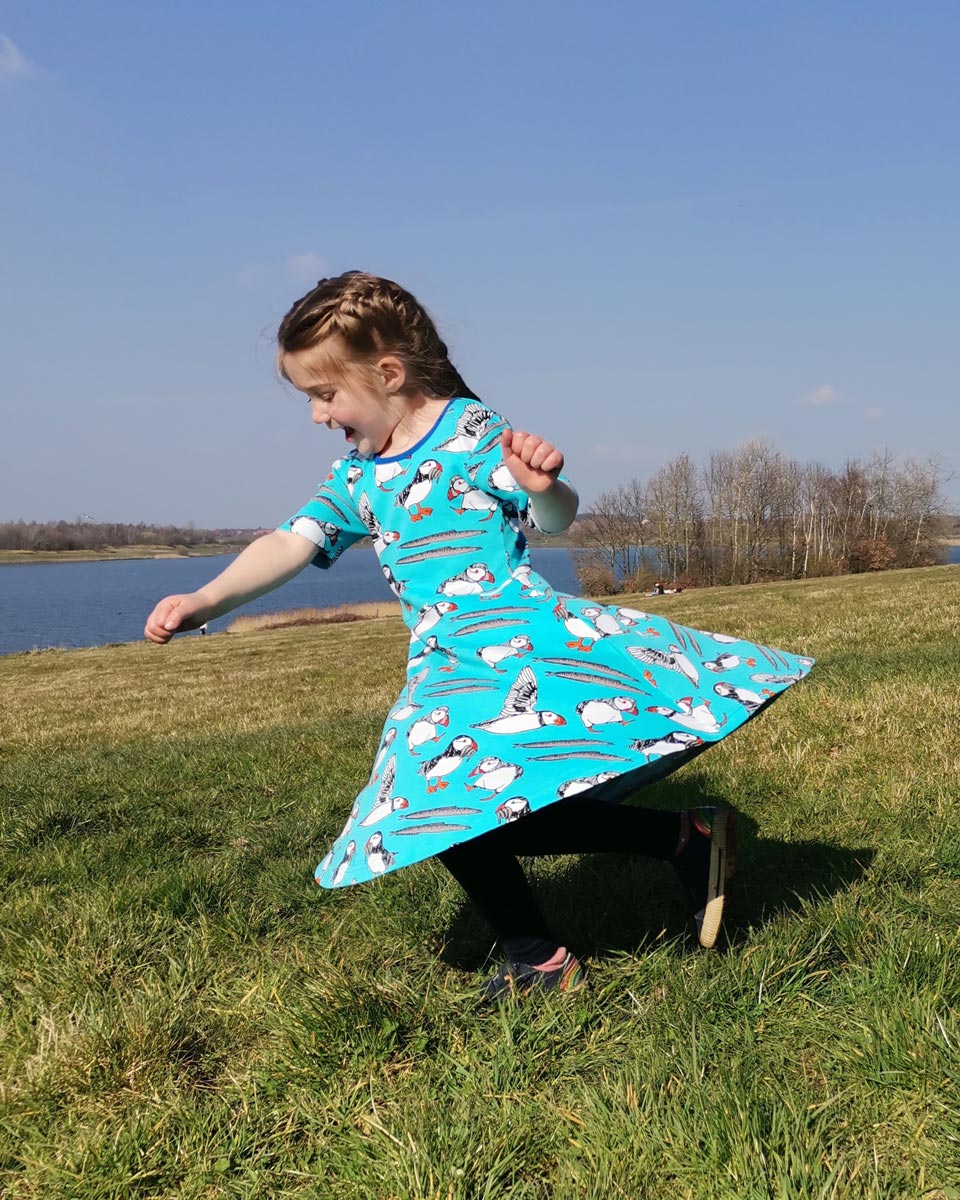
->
xmin=646 ymin=697 xmax=726 ymax=734
xmin=465 ymin=755 xmax=525 ymax=796
xmin=365 ymin=832 xmax=395 ymax=875
xmin=419 ymin=734 xmax=479 ymax=792
xmin=406 ymin=706 xmax=450 ymax=753
xmin=277 ymin=397 xmax=814 ymax=889
xmin=360 ymin=757 xmax=410 ymax=826
xmin=477 ymin=634 xmax=534 ymax=672
xmin=447 ymin=475 xmax=499 ymax=520
xmin=395 ymin=460 xmax=442 ymax=521
xmin=576 ymin=696 xmax=640 ymax=731
xmin=471 ymin=667 xmax=567 ymax=734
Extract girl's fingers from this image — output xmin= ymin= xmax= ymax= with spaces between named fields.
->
xmin=145 ymin=617 xmax=173 ymax=644
xmin=145 ymin=610 xmax=174 ymax=642
xmin=536 ymin=448 xmax=563 ymax=473
xmin=502 ymin=430 xmax=540 ymax=458
xmin=502 ymin=430 xmax=564 ymax=473
xmin=529 ymin=443 xmax=558 ymax=471
xmin=145 ymin=595 xmax=191 ymax=642
xmin=162 ymin=604 xmax=183 ymax=631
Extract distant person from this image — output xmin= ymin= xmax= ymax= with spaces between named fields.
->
xmin=651 ymin=581 xmax=665 ymax=595
xmin=198 ymin=623 xmax=208 ymax=635
xmin=144 ymin=272 xmax=814 ymax=1002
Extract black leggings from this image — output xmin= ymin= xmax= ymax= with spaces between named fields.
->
xmin=438 ymin=799 xmax=682 ymax=964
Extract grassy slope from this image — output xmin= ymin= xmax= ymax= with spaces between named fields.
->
xmin=1 ymin=567 xmax=959 ymax=1199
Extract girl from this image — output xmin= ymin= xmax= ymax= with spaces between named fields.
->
xmin=145 ymin=272 xmax=813 ymax=1001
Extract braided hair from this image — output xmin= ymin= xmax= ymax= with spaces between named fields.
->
xmin=277 ymin=271 xmax=479 ymax=401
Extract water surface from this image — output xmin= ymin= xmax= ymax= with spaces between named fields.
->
xmin=0 ymin=548 xmax=581 ymax=656
xmin=2 ymin=546 xmax=956 ymax=658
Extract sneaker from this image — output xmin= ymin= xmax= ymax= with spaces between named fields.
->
xmin=673 ymin=807 xmax=735 ymax=949
xmin=481 ymin=951 xmax=587 ymax=1003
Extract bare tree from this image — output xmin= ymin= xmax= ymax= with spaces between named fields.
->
xmin=571 ymin=480 xmax=649 ymax=590
xmin=899 ymin=455 xmax=953 ymax=566
xmin=573 ymin=439 xmax=954 ymax=588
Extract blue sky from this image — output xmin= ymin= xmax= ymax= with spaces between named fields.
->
xmin=2 ymin=1 xmax=958 ymax=526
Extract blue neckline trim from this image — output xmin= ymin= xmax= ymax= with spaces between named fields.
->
xmin=374 ymin=397 xmax=459 ymax=463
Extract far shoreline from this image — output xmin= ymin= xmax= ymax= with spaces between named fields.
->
xmin=0 ymin=533 xmax=581 ymax=565
xmin=0 ymin=545 xmax=245 ymax=566
xmin=1 ymin=533 xmax=955 ymax=567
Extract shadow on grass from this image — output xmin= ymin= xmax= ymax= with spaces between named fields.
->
xmin=438 ymin=784 xmax=874 ymax=968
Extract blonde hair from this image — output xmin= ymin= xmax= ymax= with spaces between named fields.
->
xmin=277 ymin=271 xmax=478 ymax=399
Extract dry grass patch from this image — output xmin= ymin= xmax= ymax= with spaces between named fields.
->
xmin=227 ymin=602 xmax=400 ymax=633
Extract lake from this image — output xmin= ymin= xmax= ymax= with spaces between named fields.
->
xmin=0 ymin=547 xmax=582 ymax=656
xmin=1 ymin=546 xmax=956 ymax=658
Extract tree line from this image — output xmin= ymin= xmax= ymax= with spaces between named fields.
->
xmin=572 ymin=442 xmax=954 ymax=592
xmin=0 ymin=520 xmax=254 ymax=553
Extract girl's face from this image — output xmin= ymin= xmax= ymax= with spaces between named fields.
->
xmin=282 ymin=342 xmax=404 ymax=459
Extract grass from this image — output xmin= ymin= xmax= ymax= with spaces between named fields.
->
xmin=1 ymin=564 xmax=959 ymax=1198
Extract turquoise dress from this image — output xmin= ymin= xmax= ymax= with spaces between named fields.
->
xmin=280 ymin=399 xmax=813 ymax=889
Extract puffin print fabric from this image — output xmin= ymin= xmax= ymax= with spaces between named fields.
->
xmin=279 ymin=398 xmax=814 ymax=889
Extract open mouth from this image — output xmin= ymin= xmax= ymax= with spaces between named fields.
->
xmin=344 ymin=426 xmax=355 ymax=441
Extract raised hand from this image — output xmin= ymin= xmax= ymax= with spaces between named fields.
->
xmin=500 ymin=429 xmax=564 ymax=494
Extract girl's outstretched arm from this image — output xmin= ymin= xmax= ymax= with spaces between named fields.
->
xmin=500 ymin=430 xmax=579 ymax=534
xmin=144 ymin=530 xmax=317 ymax=644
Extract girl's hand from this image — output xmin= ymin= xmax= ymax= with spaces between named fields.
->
xmin=144 ymin=592 xmax=215 ymax=644
xmin=500 ymin=430 xmax=564 ymax=494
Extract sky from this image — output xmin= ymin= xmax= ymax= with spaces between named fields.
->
xmin=1 ymin=1 xmax=958 ymax=526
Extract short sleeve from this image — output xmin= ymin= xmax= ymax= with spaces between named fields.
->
xmin=278 ymin=455 xmax=369 ymax=569
xmin=464 ymin=413 xmax=573 ymax=533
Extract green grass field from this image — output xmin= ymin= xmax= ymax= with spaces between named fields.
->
xmin=2 ymin=567 xmax=959 ymax=1199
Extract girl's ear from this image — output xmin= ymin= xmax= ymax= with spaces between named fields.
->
xmin=377 ymin=354 xmax=407 ymax=394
